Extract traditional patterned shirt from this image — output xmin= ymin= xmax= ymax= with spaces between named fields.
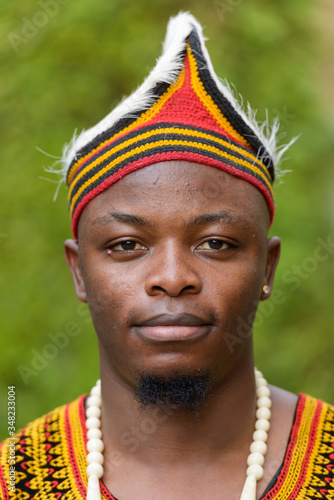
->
xmin=0 ymin=394 xmax=334 ymax=499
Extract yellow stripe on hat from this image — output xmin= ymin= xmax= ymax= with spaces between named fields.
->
xmin=187 ymin=45 xmax=250 ymax=150
xmin=68 ymin=125 xmax=270 ymax=202
xmin=69 ymin=137 xmax=273 ymax=217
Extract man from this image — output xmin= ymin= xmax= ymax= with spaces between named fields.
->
xmin=1 ymin=12 xmax=333 ymax=500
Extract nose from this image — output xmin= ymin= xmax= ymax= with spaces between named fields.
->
xmin=145 ymin=241 xmax=202 ymax=297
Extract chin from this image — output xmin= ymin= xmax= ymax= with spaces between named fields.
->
xmin=134 ymin=369 xmax=213 ymax=414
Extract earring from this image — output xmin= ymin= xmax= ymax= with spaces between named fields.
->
xmin=262 ymin=285 xmax=270 ymax=295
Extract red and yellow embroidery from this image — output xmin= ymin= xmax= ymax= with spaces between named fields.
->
xmin=1 ymin=395 xmax=333 ymax=499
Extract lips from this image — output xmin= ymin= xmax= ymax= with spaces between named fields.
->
xmin=132 ymin=313 xmax=213 ymax=342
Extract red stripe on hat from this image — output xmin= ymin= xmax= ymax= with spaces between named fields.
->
xmin=71 ymin=151 xmax=274 ymax=238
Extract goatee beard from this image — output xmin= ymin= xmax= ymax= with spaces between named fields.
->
xmin=135 ymin=371 xmax=212 ymax=414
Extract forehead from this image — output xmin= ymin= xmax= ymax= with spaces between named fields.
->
xmin=78 ymin=161 xmax=270 ymax=234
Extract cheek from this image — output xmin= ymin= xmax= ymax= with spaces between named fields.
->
xmin=82 ymin=262 xmax=138 ymax=332
xmin=83 ymin=267 xmax=140 ymax=377
xmin=225 ymin=285 xmax=260 ymax=332
xmin=211 ymin=260 xmax=264 ymax=329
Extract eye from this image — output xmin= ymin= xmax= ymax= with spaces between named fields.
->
xmin=107 ymin=240 xmax=147 ymax=253
xmin=197 ymin=239 xmax=231 ymax=250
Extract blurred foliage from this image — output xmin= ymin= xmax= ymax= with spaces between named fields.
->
xmin=0 ymin=0 xmax=333 ymax=438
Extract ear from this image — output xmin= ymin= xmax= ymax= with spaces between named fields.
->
xmin=64 ymin=239 xmax=87 ymax=303
xmin=260 ymin=236 xmax=281 ymax=301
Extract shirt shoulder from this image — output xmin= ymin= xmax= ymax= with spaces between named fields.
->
xmin=0 ymin=395 xmax=87 ymax=500
xmin=262 ymin=394 xmax=334 ymax=499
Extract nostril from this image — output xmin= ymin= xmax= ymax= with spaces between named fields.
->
xmin=149 ymin=283 xmax=198 ymax=297
xmin=151 ymin=286 xmax=167 ymax=294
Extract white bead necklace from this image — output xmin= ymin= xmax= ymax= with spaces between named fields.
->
xmin=85 ymin=369 xmax=271 ymax=500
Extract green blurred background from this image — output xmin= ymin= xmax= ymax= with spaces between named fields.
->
xmin=1 ymin=0 xmax=333 ymax=438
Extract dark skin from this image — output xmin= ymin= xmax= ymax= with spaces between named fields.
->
xmin=65 ymin=161 xmax=298 ymax=500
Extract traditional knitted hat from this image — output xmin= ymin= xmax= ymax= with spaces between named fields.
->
xmin=61 ymin=12 xmax=291 ymax=238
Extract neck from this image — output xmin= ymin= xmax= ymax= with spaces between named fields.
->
xmin=99 ymin=349 xmax=257 ymax=470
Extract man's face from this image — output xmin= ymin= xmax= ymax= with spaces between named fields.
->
xmin=65 ymin=161 xmax=280 ymax=393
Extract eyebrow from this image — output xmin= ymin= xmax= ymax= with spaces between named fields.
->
xmin=93 ymin=212 xmax=151 ymax=227
xmin=185 ymin=211 xmax=252 ymax=228
xmin=93 ymin=210 xmax=252 ymax=229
